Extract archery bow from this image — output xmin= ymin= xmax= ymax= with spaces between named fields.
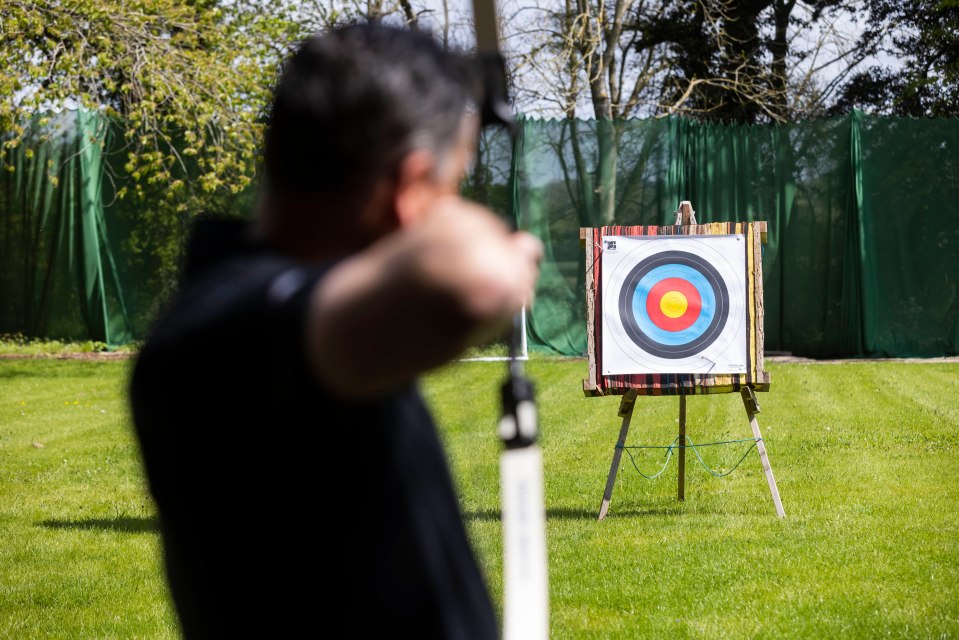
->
xmin=471 ymin=3 xmax=549 ymax=638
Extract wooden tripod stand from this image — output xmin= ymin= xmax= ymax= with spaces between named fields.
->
xmin=597 ymin=386 xmax=786 ymax=520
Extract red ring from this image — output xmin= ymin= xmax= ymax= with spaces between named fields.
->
xmin=645 ymin=278 xmax=702 ymax=331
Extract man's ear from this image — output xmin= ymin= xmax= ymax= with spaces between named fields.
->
xmin=393 ymin=150 xmax=439 ymax=228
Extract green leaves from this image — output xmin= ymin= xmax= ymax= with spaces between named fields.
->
xmin=0 ymin=0 xmax=302 ymax=208
xmin=0 ymin=0 xmax=314 ymax=317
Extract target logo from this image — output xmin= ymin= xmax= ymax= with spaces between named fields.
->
xmin=602 ymin=236 xmax=747 ymax=375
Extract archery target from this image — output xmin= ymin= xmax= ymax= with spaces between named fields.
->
xmin=602 ymin=235 xmax=748 ymax=375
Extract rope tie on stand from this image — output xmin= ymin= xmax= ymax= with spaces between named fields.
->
xmin=618 ymin=437 xmax=761 ymax=479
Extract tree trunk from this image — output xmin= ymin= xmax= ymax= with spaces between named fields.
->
xmin=589 ymin=40 xmax=617 ymax=225
xmin=594 ymin=118 xmax=618 ymax=225
xmin=770 ymin=0 xmax=796 ymax=119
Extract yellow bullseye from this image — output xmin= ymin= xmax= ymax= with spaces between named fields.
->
xmin=660 ymin=291 xmax=688 ymax=318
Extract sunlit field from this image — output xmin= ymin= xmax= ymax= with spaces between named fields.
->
xmin=1 ymin=356 xmax=957 ymax=638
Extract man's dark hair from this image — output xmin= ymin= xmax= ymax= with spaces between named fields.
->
xmin=264 ymin=23 xmax=475 ymax=199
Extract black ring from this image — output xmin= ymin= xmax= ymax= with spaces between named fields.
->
xmin=616 ymin=250 xmax=729 ymax=359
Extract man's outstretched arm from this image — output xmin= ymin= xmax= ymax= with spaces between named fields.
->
xmin=306 ymin=196 xmax=542 ymax=399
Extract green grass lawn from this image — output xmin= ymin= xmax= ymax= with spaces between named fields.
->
xmin=1 ymin=356 xmax=957 ymax=638
xmin=0 ymin=359 xmax=173 ymax=639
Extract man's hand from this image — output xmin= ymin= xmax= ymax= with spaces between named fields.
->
xmin=307 ymin=196 xmax=542 ymax=398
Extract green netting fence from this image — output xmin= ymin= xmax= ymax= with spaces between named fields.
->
xmin=0 ymin=110 xmax=239 ymax=346
xmin=515 ymin=112 xmax=959 ymax=358
xmin=1 ymin=110 xmax=135 ymax=346
xmin=2 ymin=110 xmax=957 ymax=357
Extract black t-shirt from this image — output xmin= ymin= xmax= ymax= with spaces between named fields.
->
xmin=130 ymin=238 xmax=497 ymax=639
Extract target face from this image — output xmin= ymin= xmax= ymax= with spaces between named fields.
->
xmin=602 ymin=235 xmax=748 ymax=375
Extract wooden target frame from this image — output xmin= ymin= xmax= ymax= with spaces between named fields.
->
xmin=580 ymin=204 xmax=784 ymax=520
xmin=581 ymin=221 xmax=770 ymax=397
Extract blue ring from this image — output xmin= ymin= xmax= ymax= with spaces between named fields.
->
xmin=631 ymin=265 xmax=716 ymax=345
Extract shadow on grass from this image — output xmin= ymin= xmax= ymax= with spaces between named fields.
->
xmin=465 ymin=504 xmax=721 ymax=522
xmin=40 ymin=516 xmax=159 ymax=533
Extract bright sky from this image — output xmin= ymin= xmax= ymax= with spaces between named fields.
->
xmin=405 ymin=0 xmax=897 ymax=117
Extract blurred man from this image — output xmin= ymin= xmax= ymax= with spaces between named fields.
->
xmin=131 ymin=23 xmax=541 ymax=639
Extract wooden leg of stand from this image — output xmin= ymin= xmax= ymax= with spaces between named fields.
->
xmin=678 ymin=394 xmax=686 ymax=502
xmin=599 ymin=389 xmax=638 ymax=521
xmin=741 ymin=387 xmax=786 ymax=518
